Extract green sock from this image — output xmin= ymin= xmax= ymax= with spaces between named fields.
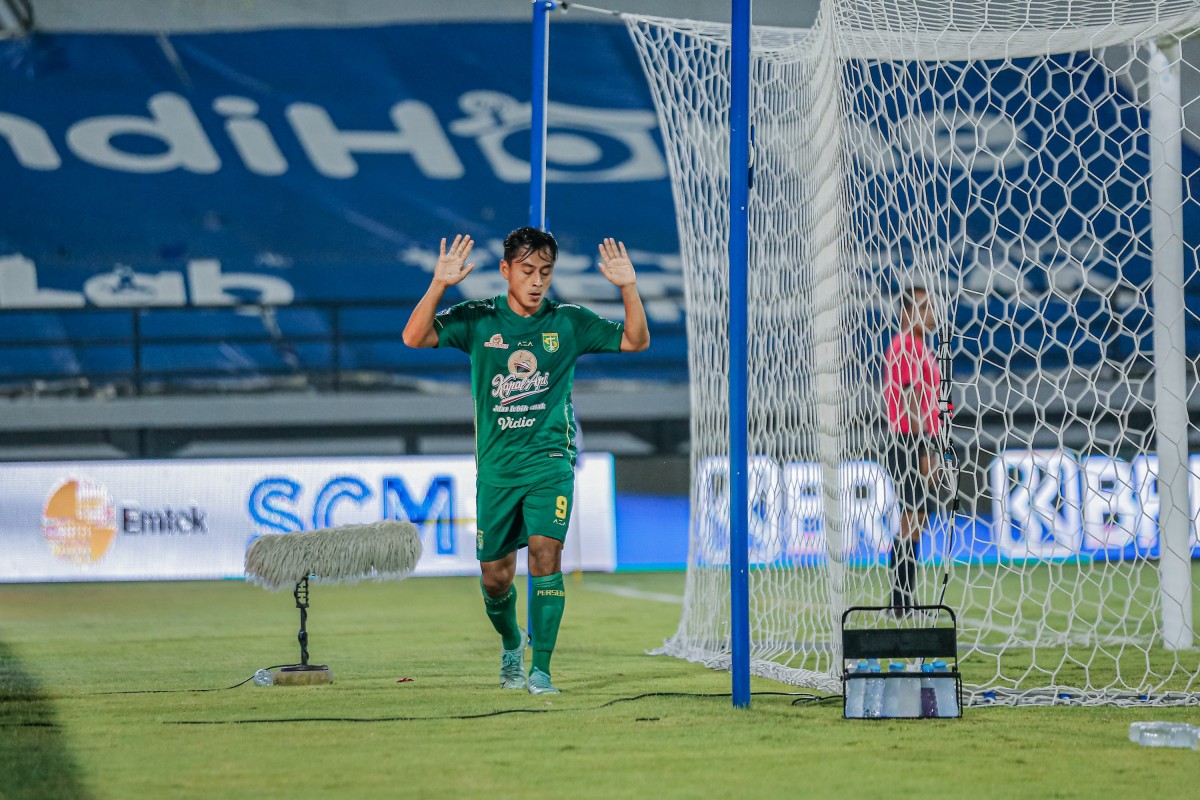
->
xmin=530 ymin=572 xmax=566 ymax=675
xmin=481 ymin=581 xmax=523 ymax=651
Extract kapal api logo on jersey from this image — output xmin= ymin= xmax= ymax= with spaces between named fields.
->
xmin=484 ymin=333 xmax=509 ymax=349
xmin=508 ymin=349 xmax=538 ymax=377
xmin=491 ymin=348 xmax=549 ymax=405
xmin=542 ymin=332 xmax=559 ymax=353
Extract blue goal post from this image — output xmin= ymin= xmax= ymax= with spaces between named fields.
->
xmin=531 ymin=0 xmax=754 ymax=708
xmin=728 ymin=0 xmax=752 ymax=710
xmin=528 ymin=0 xmax=553 ymax=644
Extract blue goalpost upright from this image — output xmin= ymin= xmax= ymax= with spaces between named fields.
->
xmin=528 ymin=0 xmax=554 ymax=643
xmin=728 ymin=0 xmax=752 ymax=710
xmin=531 ymin=0 xmax=552 ymax=230
xmin=531 ymin=0 xmax=753 ymax=708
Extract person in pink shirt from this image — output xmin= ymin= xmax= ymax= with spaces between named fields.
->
xmin=883 ymin=286 xmax=940 ymax=617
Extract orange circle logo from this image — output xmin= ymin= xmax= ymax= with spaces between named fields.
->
xmin=508 ymin=349 xmax=538 ymax=377
xmin=41 ymin=479 xmax=117 ymax=564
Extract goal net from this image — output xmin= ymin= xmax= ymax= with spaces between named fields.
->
xmin=623 ymin=0 xmax=1200 ymax=704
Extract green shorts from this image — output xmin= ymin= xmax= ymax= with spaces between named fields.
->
xmin=475 ymin=475 xmax=574 ymax=563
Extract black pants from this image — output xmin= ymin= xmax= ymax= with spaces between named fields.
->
xmin=886 ymin=434 xmax=935 ymax=515
xmin=889 ymin=537 xmax=917 ymax=613
xmin=887 ymin=435 xmax=931 ymax=613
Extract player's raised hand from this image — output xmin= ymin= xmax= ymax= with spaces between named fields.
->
xmin=597 ymin=238 xmax=637 ymax=288
xmin=434 ymin=234 xmax=476 ymax=286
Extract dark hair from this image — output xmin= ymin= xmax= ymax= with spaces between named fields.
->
xmin=503 ymin=227 xmax=558 ymax=265
xmin=899 ymin=284 xmax=928 ymax=316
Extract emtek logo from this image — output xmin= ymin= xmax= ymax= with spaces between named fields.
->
xmin=121 ymin=506 xmax=208 ymax=535
xmin=40 ymin=478 xmax=209 ymax=563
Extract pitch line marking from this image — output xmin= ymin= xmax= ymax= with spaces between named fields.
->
xmin=584 ymin=583 xmax=684 ymax=604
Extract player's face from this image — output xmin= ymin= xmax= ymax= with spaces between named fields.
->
xmin=500 ymin=247 xmax=555 ymax=317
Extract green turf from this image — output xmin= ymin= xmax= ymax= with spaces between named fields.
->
xmin=1 ymin=572 xmax=1198 ymax=800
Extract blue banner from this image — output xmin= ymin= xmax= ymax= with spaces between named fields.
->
xmin=1 ymin=25 xmax=1198 ymax=385
xmin=688 ymin=452 xmax=1200 ymax=569
xmin=0 ymin=23 xmax=686 ymax=381
xmin=0 ymin=23 xmax=680 ymax=286
xmin=848 ymin=54 xmax=1200 ymax=377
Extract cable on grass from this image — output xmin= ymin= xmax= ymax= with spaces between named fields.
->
xmin=92 ymin=666 xmax=293 ymax=695
xmin=165 ymin=690 xmax=840 ymax=725
xmin=598 ymin=690 xmax=827 ymax=707
xmin=89 ymin=669 xmax=840 ymax=720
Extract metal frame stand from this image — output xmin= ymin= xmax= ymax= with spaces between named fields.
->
xmin=274 ymin=576 xmax=333 ymax=685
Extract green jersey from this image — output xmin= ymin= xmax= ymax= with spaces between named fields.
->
xmin=435 ymin=295 xmax=624 ymax=487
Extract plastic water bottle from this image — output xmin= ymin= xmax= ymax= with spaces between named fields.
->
xmin=253 ymin=668 xmax=274 ymax=687
xmin=844 ymin=661 xmax=866 ymax=718
xmin=900 ymin=663 xmax=922 ymax=717
xmin=932 ymin=660 xmax=959 ymax=717
xmin=882 ymin=662 xmax=907 ymax=717
xmin=919 ymin=663 xmax=939 ymax=718
xmin=1129 ymin=722 xmax=1199 ymax=749
xmin=863 ymin=663 xmax=885 ymax=719
xmin=881 ymin=662 xmax=920 ymax=718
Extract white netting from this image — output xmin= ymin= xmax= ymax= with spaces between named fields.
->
xmin=625 ymin=0 xmax=1200 ymax=704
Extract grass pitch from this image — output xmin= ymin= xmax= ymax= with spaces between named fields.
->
xmin=2 ymin=572 xmax=1198 ymax=799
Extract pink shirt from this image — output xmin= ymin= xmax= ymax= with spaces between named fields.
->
xmin=885 ymin=332 xmax=940 ymax=436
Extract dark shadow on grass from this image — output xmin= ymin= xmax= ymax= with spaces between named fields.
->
xmin=0 ymin=637 xmax=94 ymax=800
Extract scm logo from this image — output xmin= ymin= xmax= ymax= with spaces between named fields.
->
xmin=248 ymin=474 xmax=456 ymax=555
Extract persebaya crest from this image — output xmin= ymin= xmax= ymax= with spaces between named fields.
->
xmin=542 ymin=332 xmax=560 ymax=353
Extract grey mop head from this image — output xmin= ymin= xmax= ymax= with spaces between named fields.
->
xmin=244 ymin=519 xmax=423 ymax=590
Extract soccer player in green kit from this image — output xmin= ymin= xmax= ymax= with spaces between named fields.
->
xmin=402 ymin=227 xmax=650 ymax=694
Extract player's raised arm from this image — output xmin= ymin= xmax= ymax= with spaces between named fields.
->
xmin=402 ymin=234 xmax=476 ymax=348
xmin=597 ymin=237 xmax=650 ymax=353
